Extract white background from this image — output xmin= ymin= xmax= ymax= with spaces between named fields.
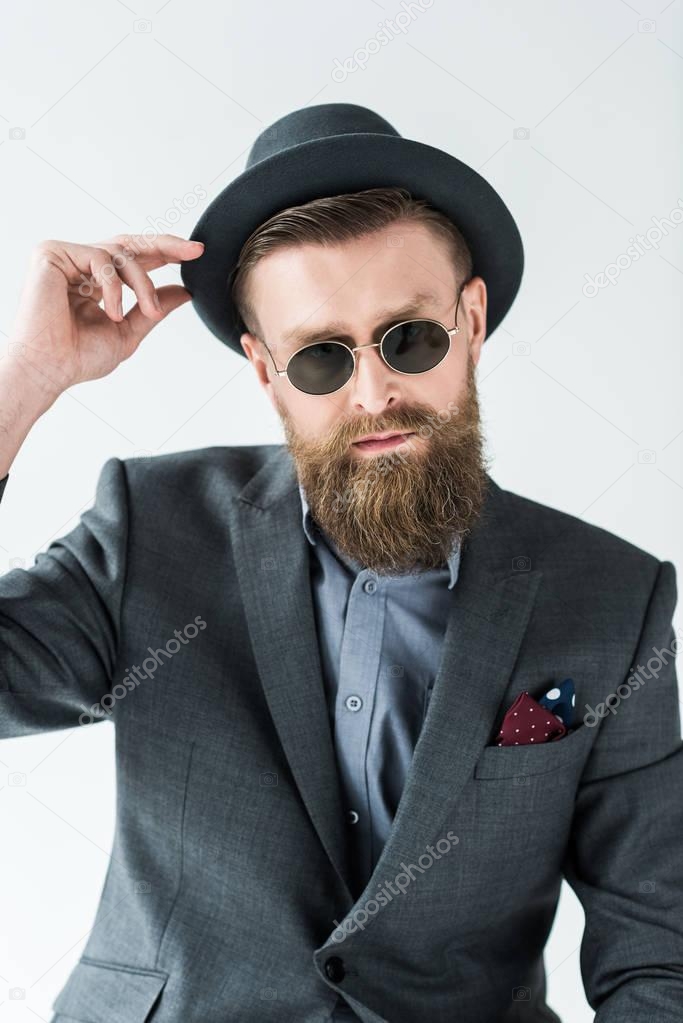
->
xmin=0 ymin=1 xmax=681 ymax=1020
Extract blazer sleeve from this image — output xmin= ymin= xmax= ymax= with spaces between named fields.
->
xmin=561 ymin=558 xmax=683 ymax=1021
xmin=0 ymin=457 xmax=129 ymax=738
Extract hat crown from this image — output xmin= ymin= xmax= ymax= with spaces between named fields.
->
xmin=182 ymin=101 xmax=524 ymax=352
xmin=246 ymin=103 xmax=401 ymax=170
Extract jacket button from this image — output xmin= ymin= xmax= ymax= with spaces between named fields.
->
xmin=324 ymin=955 xmax=346 ymax=983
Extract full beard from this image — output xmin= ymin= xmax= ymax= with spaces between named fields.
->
xmin=278 ymin=356 xmax=490 ymax=577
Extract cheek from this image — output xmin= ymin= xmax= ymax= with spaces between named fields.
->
xmin=410 ymin=351 xmax=467 ymax=413
xmin=277 ymin=387 xmax=336 ymax=441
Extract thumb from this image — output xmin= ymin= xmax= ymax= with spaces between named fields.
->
xmin=123 ymin=284 xmax=193 ymax=344
xmin=155 ymin=284 xmax=194 ymax=316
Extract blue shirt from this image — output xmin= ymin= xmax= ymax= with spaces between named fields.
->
xmin=298 ymin=484 xmax=461 ymax=1021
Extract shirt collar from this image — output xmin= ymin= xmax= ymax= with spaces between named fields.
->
xmin=298 ymin=482 xmax=461 ymax=589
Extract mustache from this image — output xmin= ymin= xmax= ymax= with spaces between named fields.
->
xmin=319 ymin=403 xmax=461 ymax=454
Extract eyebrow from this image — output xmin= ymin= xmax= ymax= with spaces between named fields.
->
xmin=280 ymin=290 xmax=444 ymax=349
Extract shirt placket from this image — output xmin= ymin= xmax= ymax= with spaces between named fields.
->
xmin=334 ymin=571 xmax=386 ymax=887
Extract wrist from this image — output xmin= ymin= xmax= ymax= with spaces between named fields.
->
xmin=0 ymin=348 xmax=65 ymax=415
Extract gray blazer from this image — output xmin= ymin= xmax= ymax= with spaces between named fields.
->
xmin=1 ymin=444 xmax=682 ymax=1023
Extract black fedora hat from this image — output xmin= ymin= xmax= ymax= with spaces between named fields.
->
xmin=180 ymin=102 xmax=523 ymax=356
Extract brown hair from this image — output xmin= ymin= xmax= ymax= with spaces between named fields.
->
xmin=230 ymin=186 xmax=473 ymax=339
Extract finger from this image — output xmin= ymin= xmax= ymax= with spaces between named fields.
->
xmin=115 ymin=253 xmax=164 ymax=321
xmin=120 ymin=284 xmax=193 ymax=347
xmin=89 ymin=248 xmax=123 ymax=321
xmin=97 ymin=234 xmax=204 ymax=272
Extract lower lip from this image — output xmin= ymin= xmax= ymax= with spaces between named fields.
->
xmin=352 ymin=432 xmax=415 ymax=452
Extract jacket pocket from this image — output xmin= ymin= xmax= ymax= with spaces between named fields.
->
xmin=51 ymin=957 xmax=168 ymax=1022
xmin=473 ymin=721 xmax=595 ymax=779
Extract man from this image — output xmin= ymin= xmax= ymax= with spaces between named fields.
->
xmin=1 ymin=103 xmax=681 ymax=1023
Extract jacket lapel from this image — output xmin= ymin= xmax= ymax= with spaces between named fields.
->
xmin=230 ymin=446 xmax=355 ymax=905
xmin=357 ymin=478 xmax=544 ymax=898
xmin=230 ymin=445 xmax=543 ymax=910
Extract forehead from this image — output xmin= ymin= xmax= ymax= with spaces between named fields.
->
xmin=246 ymin=223 xmax=457 ymax=343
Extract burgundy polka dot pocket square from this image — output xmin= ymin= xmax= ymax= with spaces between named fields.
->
xmin=493 ymin=678 xmax=576 ymax=747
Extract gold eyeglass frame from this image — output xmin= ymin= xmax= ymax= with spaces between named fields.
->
xmin=260 ymin=282 xmax=468 ymax=396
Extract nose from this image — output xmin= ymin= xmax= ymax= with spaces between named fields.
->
xmin=347 ymin=342 xmax=402 ymax=415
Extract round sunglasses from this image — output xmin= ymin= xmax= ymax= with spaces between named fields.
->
xmin=262 ymin=287 xmax=467 ymax=396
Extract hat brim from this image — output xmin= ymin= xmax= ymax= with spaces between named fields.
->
xmin=180 ymin=133 xmax=523 ymax=355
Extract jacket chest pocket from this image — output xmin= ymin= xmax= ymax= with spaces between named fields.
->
xmin=473 ymin=721 xmax=595 ymax=780
xmin=51 ymin=957 xmax=168 ymax=1023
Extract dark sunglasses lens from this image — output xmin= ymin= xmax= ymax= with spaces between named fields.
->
xmin=382 ymin=321 xmax=450 ymax=373
xmin=287 ymin=342 xmax=355 ymax=395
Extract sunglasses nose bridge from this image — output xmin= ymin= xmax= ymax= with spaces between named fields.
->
xmin=348 ymin=339 xmax=394 ymax=381
xmin=351 ymin=339 xmax=383 ymax=358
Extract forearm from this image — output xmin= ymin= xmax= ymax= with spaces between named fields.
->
xmin=0 ymin=355 xmax=59 ymax=478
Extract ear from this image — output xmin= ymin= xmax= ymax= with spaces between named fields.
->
xmin=240 ymin=331 xmax=278 ymax=410
xmin=241 ymin=331 xmax=267 ymax=378
xmin=240 ymin=330 xmax=258 ymax=361
xmin=463 ymin=277 xmax=487 ymax=367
